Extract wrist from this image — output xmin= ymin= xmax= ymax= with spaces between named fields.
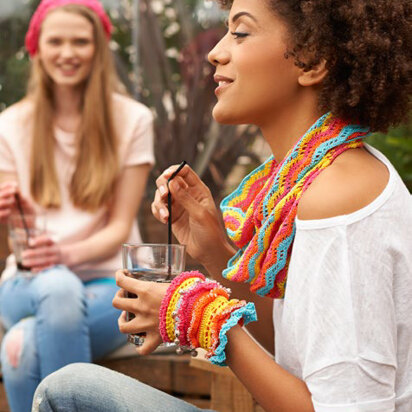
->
xmin=202 ymin=241 xmax=236 ymax=280
xmin=59 ymin=244 xmax=76 ymax=267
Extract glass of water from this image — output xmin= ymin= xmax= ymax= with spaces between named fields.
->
xmin=8 ymin=212 xmax=46 ymax=276
xmin=122 ymin=243 xmax=186 ymax=346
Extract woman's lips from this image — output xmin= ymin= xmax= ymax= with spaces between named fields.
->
xmin=214 ymin=74 xmax=234 ymax=95
xmin=57 ymin=64 xmax=80 ymax=76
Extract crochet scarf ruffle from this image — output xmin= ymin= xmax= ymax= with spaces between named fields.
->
xmin=220 ymin=113 xmax=370 ymax=298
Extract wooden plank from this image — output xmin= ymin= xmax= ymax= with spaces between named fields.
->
xmin=98 ymin=355 xmax=173 ymax=392
xmin=210 ymin=374 xmax=236 ymax=412
xmin=190 ymin=357 xmax=233 ymax=378
xmin=230 ymin=377 xmax=255 ymax=412
xmin=98 ymin=354 xmax=212 ymax=410
xmin=99 ymin=353 xmax=212 ymax=396
xmin=173 ymin=358 xmax=211 ymax=396
xmin=191 ymin=354 xmax=263 ymax=412
xmin=0 ymin=380 xmax=10 ymax=412
xmin=180 ymin=397 xmax=211 ymax=409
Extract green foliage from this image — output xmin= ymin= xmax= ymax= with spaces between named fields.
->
xmin=367 ymin=124 xmax=412 ymax=192
xmin=0 ymin=0 xmax=38 ymax=108
xmin=1 ymin=55 xmax=30 ymax=109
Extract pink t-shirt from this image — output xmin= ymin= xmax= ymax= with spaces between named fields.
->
xmin=0 ymin=93 xmax=155 ymax=282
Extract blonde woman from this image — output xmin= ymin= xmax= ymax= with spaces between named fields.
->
xmin=0 ymin=1 xmax=154 ymax=411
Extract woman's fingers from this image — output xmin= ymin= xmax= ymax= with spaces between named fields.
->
xmin=112 ymin=293 xmax=140 ymax=313
xmin=0 ymin=181 xmax=18 ymax=195
xmin=152 ymin=176 xmax=191 ymax=223
xmin=137 ymin=333 xmax=163 ymax=356
xmin=20 ymin=235 xmax=60 ymax=270
xmin=168 ymin=178 xmax=204 ymax=220
xmin=116 ymin=270 xmax=159 ymax=296
xmin=114 ymin=278 xmax=167 ymax=355
xmin=22 ymin=250 xmax=59 ymax=268
xmin=27 ymin=234 xmax=54 ymax=248
xmin=155 ymin=164 xmax=186 ymax=197
xmin=155 ymin=164 xmax=202 ymax=199
xmin=151 ymin=189 xmax=169 ymax=224
xmin=118 ymin=317 xmax=155 ymax=335
xmin=0 ymin=196 xmax=15 ymax=208
xmin=0 ymin=184 xmax=35 ymax=215
xmin=116 ymin=270 xmax=144 ymax=293
xmin=117 ymin=311 xmax=162 ymax=356
xmin=0 ymin=183 xmax=18 ymax=221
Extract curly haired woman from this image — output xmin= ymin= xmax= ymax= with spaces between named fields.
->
xmin=33 ymin=0 xmax=411 ymax=411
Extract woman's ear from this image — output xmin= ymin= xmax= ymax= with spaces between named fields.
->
xmin=298 ymin=59 xmax=328 ymax=87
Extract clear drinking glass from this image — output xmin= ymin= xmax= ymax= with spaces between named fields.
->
xmin=122 ymin=243 xmax=186 ymax=346
xmin=8 ymin=212 xmax=46 ymax=276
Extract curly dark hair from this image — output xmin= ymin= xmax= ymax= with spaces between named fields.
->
xmin=215 ymin=0 xmax=411 ymax=132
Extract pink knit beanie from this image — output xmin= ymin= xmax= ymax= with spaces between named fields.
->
xmin=25 ymin=0 xmax=112 ymax=56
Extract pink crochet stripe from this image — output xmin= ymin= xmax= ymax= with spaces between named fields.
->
xmin=177 ymin=281 xmax=223 ymax=347
xmin=158 ymin=271 xmax=205 ymax=343
xmin=25 ymin=0 xmax=112 ymax=56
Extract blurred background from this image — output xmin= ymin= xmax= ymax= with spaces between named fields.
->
xmin=0 ymin=0 xmax=410 ymax=206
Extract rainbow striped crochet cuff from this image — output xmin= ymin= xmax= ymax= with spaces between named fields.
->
xmin=209 ymin=302 xmax=257 ymax=367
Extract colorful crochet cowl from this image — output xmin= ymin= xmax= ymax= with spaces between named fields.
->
xmin=220 ymin=113 xmax=370 ymax=298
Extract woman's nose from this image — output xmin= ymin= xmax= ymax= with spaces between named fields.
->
xmin=208 ymin=34 xmax=230 ymax=66
xmin=60 ymin=43 xmax=75 ymax=58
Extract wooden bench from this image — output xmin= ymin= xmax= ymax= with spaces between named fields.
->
xmin=190 ymin=354 xmax=264 ymax=412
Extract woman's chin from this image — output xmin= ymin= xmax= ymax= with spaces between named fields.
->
xmin=212 ymin=106 xmax=241 ymax=125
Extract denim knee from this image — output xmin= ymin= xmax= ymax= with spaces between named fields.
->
xmin=0 ymin=317 xmax=38 ymax=382
xmin=33 ymin=363 xmax=93 ymax=412
xmin=32 ymin=267 xmax=87 ymax=328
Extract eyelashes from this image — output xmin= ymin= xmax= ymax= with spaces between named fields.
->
xmin=230 ymin=31 xmax=249 ymax=39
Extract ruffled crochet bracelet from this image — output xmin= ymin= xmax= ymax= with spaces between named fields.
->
xmin=159 ymin=271 xmax=257 ymax=365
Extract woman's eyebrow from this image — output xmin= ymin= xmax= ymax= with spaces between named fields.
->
xmin=231 ymin=11 xmax=258 ymax=24
xmin=224 ymin=12 xmax=257 ymax=28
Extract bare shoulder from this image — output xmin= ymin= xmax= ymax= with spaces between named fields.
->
xmin=297 ymin=147 xmax=390 ymax=220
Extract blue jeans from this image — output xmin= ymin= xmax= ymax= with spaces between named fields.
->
xmin=33 ymin=363 xmax=216 ymax=412
xmin=0 ymin=266 xmax=126 ymax=412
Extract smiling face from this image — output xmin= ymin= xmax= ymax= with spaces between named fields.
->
xmin=38 ymin=9 xmax=95 ymax=89
xmin=208 ymin=0 xmax=302 ymax=127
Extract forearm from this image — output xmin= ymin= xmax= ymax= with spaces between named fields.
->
xmin=60 ymin=220 xmax=131 ymax=267
xmin=226 ymin=325 xmax=314 ymax=412
xmin=61 ymin=165 xmax=150 ymax=268
xmin=203 ymin=242 xmax=275 ymax=354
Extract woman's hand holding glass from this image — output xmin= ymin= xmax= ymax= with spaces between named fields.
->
xmin=0 ymin=182 xmax=35 ymax=223
xmin=112 ymin=269 xmax=168 ymax=355
xmin=151 ymin=164 xmax=235 ymax=275
xmin=21 ymin=234 xmax=63 ymax=273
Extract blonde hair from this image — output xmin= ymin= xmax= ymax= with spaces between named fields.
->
xmin=28 ymin=4 xmax=121 ymax=211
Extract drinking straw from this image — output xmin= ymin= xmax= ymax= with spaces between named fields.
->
xmin=166 ymin=160 xmax=187 ymax=278
xmin=14 ymin=193 xmax=30 ymax=242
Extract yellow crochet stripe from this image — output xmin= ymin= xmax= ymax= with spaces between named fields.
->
xmin=165 ymin=278 xmax=198 ymax=342
xmin=198 ymin=296 xmax=228 ymax=350
xmin=203 ymin=296 xmax=230 ymax=351
xmin=224 ymin=160 xmax=273 ymax=210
